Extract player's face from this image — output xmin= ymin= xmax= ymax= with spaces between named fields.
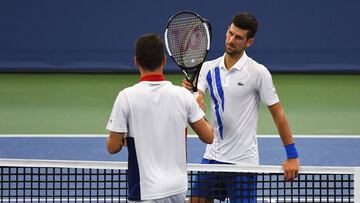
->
xmin=225 ymin=24 xmax=254 ymax=57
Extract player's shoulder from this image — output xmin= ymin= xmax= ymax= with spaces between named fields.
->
xmin=172 ymin=85 xmax=194 ymax=96
xmin=246 ymin=56 xmax=271 ymax=76
xmin=116 ymin=87 xmax=130 ymax=99
xmin=117 ymin=83 xmax=141 ymax=96
xmin=202 ymin=56 xmax=222 ymax=70
xmin=122 ymin=83 xmax=138 ymax=92
xmin=163 ymin=85 xmax=195 ymax=107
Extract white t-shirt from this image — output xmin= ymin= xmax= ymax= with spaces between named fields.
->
xmin=197 ymin=52 xmax=279 ymax=165
xmin=106 ymin=75 xmax=204 ymax=200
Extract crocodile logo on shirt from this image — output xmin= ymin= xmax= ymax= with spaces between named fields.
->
xmin=237 ymin=81 xmax=244 ymax=86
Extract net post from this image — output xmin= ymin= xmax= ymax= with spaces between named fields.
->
xmin=354 ymin=167 xmax=360 ymax=203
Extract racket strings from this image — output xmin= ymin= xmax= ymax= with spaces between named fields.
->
xmin=166 ymin=14 xmax=209 ymax=68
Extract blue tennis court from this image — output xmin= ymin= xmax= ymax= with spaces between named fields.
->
xmin=1 ymin=135 xmax=359 ymax=166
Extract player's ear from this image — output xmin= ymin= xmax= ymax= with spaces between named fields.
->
xmin=134 ymin=57 xmax=140 ymax=69
xmin=162 ymin=54 xmax=166 ymax=66
xmin=245 ymin=38 xmax=254 ymax=48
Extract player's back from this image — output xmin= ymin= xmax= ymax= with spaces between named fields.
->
xmin=123 ymin=80 xmax=190 ymax=199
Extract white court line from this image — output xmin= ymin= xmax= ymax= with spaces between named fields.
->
xmin=0 ymin=134 xmax=360 ymax=138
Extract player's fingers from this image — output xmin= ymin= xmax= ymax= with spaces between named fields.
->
xmin=284 ymin=168 xmax=298 ymax=181
xmin=285 ymin=171 xmax=293 ymax=181
xmin=290 ymin=170 xmax=298 ymax=181
xmin=182 ymin=79 xmax=190 ymax=85
xmin=284 ymin=170 xmax=294 ymax=182
xmin=182 ymin=79 xmax=193 ymax=90
xmin=283 ymin=170 xmax=290 ymax=181
xmin=282 ymin=164 xmax=291 ymax=181
xmin=292 ymin=168 xmax=299 ymax=180
xmin=184 ymin=79 xmax=194 ymax=87
xmin=282 ymin=158 xmax=300 ymax=181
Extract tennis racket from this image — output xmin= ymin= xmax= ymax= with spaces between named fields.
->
xmin=164 ymin=11 xmax=211 ymax=92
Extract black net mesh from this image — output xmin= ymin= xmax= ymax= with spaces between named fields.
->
xmin=0 ymin=160 xmax=357 ymax=202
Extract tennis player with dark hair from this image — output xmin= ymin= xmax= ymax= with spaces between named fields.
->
xmin=183 ymin=12 xmax=300 ymax=202
xmin=107 ymin=33 xmax=213 ymax=203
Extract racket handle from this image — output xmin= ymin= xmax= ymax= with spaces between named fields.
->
xmin=182 ymin=70 xmax=191 ymax=82
xmin=182 ymin=70 xmax=197 ymax=92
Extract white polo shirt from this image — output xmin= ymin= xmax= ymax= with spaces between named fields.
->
xmin=197 ymin=52 xmax=279 ymax=165
xmin=106 ymin=74 xmax=204 ymax=201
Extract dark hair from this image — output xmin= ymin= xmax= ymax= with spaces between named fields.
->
xmin=135 ymin=33 xmax=165 ymax=71
xmin=232 ymin=12 xmax=258 ymax=39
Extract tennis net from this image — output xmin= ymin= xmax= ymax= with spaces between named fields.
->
xmin=0 ymin=159 xmax=359 ymax=202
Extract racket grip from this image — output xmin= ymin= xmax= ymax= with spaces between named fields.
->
xmin=182 ymin=70 xmax=191 ymax=82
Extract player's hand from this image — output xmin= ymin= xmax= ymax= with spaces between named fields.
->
xmin=282 ymin=158 xmax=300 ymax=181
xmin=182 ymin=79 xmax=193 ymax=92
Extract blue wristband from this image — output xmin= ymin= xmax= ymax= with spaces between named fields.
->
xmin=285 ymin=143 xmax=299 ymax=159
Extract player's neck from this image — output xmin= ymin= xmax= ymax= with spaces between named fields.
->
xmin=225 ymin=51 xmax=244 ymax=70
xmin=139 ymin=68 xmax=164 ymax=81
xmin=139 ymin=73 xmax=165 ymax=82
xmin=139 ymin=66 xmax=163 ymax=77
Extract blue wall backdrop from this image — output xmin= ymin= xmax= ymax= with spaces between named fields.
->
xmin=0 ymin=0 xmax=359 ymax=73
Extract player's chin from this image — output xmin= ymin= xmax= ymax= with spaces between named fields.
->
xmin=225 ymin=48 xmax=236 ymax=56
xmin=225 ymin=45 xmax=236 ymax=53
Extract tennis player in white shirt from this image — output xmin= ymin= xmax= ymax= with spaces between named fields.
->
xmin=107 ymin=33 xmax=214 ymax=203
xmin=183 ymin=12 xmax=300 ymax=203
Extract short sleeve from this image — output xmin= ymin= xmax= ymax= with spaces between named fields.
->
xmin=196 ymin=62 xmax=210 ymax=94
xmin=106 ymin=91 xmax=128 ymax=133
xmin=258 ymin=67 xmax=280 ymax=106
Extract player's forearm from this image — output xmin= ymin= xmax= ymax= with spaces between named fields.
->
xmin=195 ymin=90 xmax=206 ymax=112
xmin=276 ymin=115 xmax=294 ymax=145
xmin=268 ymin=103 xmax=294 ymax=145
xmin=190 ymin=118 xmax=214 ymax=144
xmin=202 ymin=122 xmax=214 ymax=144
xmin=199 ymin=119 xmax=214 ymax=144
xmin=268 ymin=103 xmax=300 ymax=165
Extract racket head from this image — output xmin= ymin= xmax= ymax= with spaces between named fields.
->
xmin=203 ymin=18 xmax=213 ymax=42
xmin=164 ymin=11 xmax=211 ymax=70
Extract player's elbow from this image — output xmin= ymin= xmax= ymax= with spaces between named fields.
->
xmin=204 ymin=136 xmax=213 ymax=144
xmin=107 ymin=144 xmax=122 ymax=154
xmin=107 ymin=140 xmax=122 ymax=154
xmin=107 ymin=131 xmax=126 ymax=154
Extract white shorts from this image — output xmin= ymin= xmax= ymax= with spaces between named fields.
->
xmin=128 ymin=192 xmax=186 ymax=203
